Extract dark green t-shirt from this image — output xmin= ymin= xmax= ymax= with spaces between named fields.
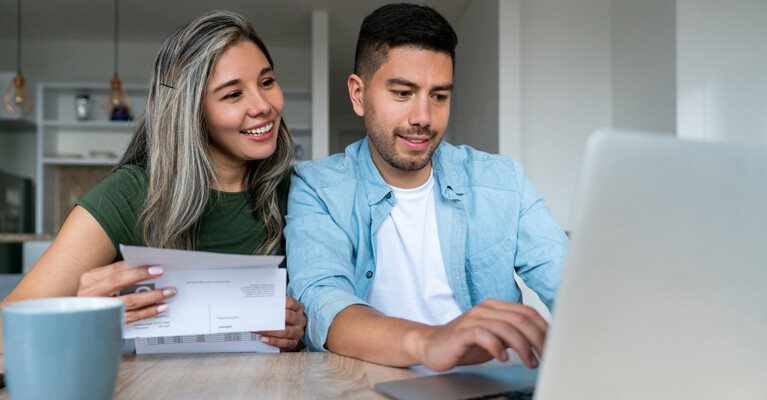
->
xmin=76 ymin=165 xmax=289 ymax=261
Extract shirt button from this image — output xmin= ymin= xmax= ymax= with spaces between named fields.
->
xmin=366 ymin=271 xmax=373 ymax=278
xmin=385 ymin=192 xmax=391 ymax=199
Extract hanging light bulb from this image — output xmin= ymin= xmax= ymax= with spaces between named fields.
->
xmin=101 ymin=74 xmax=132 ymax=121
xmin=100 ymin=0 xmax=132 ymax=121
xmin=2 ymin=0 xmax=34 ymax=116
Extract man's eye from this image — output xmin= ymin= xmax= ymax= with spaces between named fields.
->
xmin=434 ymin=94 xmax=449 ymax=102
xmin=393 ymin=91 xmax=411 ymax=98
xmin=222 ymin=91 xmax=242 ymax=100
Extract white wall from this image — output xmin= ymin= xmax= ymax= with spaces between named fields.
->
xmin=677 ymin=0 xmax=767 ymax=144
xmin=611 ymin=0 xmax=676 ymax=133
xmin=520 ymin=0 xmax=613 ymax=229
xmin=452 ymin=0 xmax=499 ymax=152
xmin=0 ymin=38 xmax=310 ymax=89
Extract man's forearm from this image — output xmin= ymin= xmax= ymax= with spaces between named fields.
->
xmin=326 ymin=304 xmax=435 ymax=366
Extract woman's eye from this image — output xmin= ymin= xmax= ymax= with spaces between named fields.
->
xmin=261 ymin=78 xmax=275 ymax=88
xmin=222 ymin=91 xmax=242 ymax=100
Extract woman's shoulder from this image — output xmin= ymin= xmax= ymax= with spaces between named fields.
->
xmin=109 ymin=164 xmax=149 ymax=186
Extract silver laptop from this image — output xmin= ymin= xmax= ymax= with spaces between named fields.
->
xmin=375 ymin=129 xmax=767 ymax=400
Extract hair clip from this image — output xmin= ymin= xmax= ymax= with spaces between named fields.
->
xmin=160 ymin=83 xmax=175 ymax=89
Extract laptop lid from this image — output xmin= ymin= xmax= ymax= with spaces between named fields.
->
xmin=535 ymin=129 xmax=767 ymax=399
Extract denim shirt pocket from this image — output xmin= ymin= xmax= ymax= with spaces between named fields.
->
xmin=465 ymin=238 xmax=518 ymax=304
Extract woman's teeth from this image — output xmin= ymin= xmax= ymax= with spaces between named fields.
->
xmin=242 ymin=122 xmax=273 ymax=136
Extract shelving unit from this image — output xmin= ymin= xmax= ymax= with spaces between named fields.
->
xmin=35 ymin=82 xmax=146 ymax=233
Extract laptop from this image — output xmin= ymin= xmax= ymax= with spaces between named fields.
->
xmin=375 ymin=129 xmax=767 ymax=399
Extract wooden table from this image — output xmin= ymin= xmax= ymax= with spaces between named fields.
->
xmin=0 ymin=352 xmax=422 ymax=399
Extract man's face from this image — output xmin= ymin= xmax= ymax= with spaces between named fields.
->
xmin=349 ymin=46 xmax=453 ymax=187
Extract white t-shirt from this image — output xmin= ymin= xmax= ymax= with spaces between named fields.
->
xmin=366 ymin=172 xmax=463 ymax=326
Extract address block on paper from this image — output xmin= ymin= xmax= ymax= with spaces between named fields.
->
xmin=120 ymin=245 xmax=286 ymax=339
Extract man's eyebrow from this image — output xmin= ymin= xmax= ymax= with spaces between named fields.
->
xmin=386 ymin=78 xmax=418 ymax=88
xmin=386 ymin=78 xmax=453 ymax=92
xmin=211 ymin=67 xmax=274 ymax=93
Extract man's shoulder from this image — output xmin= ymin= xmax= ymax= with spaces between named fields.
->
xmin=435 ymin=142 xmax=523 ymax=189
xmin=293 ymin=140 xmax=364 ymax=188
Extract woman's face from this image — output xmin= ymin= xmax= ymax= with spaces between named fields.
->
xmin=203 ymin=40 xmax=284 ymax=170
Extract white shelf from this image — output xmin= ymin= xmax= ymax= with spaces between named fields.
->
xmin=40 ymin=120 xmax=137 ymax=129
xmin=42 ymin=157 xmax=119 ymax=166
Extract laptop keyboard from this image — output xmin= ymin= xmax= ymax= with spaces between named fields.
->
xmin=467 ymin=387 xmax=535 ymax=400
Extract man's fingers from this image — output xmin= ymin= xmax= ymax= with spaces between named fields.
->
xmin=119 ymin=287 xmax=177 ymax=311
xmin=125 ymin=303 xmax=169 ymax=324
xmin=473 ymin=318 xmax=539 ymax=368
xmin=476 ymin=299 xmax=549 ymax=334
xmin=462 ymin=308 xmax=547 ymax=358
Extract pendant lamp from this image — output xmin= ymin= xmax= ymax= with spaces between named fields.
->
xmin=100 ymin=0 xmax=132 ymax=121
xmin=3 ymin=0 xmax=34 ymax=116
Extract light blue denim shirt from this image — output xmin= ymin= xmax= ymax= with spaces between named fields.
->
xmin=285 ymin=138 xmax=567 ymax=351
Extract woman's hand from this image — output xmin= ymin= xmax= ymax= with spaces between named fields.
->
xmin=76 ymin=261 xmax=178 ymax=323
xmin=255 ymin=296 xmax=306 ymax=352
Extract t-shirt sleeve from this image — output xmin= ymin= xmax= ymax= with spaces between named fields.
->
xmin=75 ymin=165 xmax=148 ymax=258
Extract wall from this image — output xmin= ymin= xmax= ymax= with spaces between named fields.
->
xmin=452 ymin=0 xmax=499 ymax=152
xmin=611 ymin=0 xmax=676 ymax=133
xmin=520 ymin=0 xmax=613 ymax=229
xmin=677 ymin=0 xmax=767 ymax=144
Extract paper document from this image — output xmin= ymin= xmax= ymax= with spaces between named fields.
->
xmin=120 ymin=245 xmax=286 ymax=340
xmin=134 ymin=332 xmax=278 ymax=354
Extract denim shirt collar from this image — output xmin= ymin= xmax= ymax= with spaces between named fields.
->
xmin=356 ymin=138 xmax=393 ymax=206
xmin=356 ymin=138 xmax=466 ymax=202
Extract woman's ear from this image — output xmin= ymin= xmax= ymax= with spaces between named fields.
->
xmin=347 ymin=74 xmax=365 ymax=117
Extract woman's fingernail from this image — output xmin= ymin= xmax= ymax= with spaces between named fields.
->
xmin=163 ymin=287 xmax=177 ymax=297
xmin=148 ymin=266 xmax=164 ymax=275
xmin=260 ymin=336 xmax=269 ymax=343
xmin=157 ymin=304 xmax=169 ymax=313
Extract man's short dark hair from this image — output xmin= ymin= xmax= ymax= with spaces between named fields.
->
xmin=353 ymin=3 xmax=458 ymax=82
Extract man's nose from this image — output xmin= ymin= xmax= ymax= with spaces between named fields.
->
xmin=408 ymin=95 xmax=432 ymax=128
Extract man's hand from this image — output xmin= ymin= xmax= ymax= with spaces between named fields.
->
xmin=255 ymin=296 xmax=307 ymax=352
xmin=411 ymin=299 xmax=547 ymax=372
xmin=76 ymin=261 xmax=177 ymax=323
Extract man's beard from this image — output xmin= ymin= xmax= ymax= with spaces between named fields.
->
xmin=364 ymin=107 xmax=444 ymax=172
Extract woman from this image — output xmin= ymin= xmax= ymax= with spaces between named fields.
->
xmin=0 ymin=10 xmax=305 ymax=351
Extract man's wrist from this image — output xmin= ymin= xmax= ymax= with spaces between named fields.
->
xmin=401 ymin=323 xmax=436 ymax=365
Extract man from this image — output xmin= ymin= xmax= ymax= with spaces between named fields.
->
xmin=285 ymin=3 xmax=567 ymax=372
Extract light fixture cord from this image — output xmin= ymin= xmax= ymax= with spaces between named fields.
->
xmin=16 ymin=0 xmax=22 ymax=73
xmin=114 ymin=0 xmax=119 ymax=77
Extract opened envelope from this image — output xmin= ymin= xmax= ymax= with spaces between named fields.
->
xmin=119 ymin=245 xmax=286 ymax=338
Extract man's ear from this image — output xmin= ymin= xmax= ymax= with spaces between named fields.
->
xmin=348 ymin=74 xmax=365 ymax=117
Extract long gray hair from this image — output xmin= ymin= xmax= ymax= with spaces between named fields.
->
xmin=116 ymin=10 xmax=293 ymax=255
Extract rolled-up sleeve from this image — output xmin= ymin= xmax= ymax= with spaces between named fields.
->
xmin=512 ymin=162 xmax=568 ymax=311
xmin=284 ymin=169 xmax=369 ymax=351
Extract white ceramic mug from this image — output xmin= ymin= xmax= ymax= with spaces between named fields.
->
xmin=2 ymin=297 xmax=124 ymax=400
